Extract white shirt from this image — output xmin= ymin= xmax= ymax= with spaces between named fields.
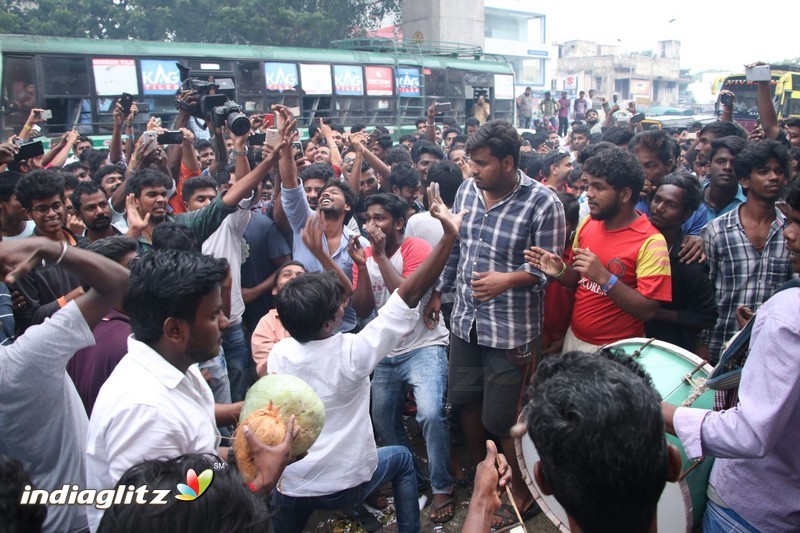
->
xmin=202 ymin=198 xmax=252 ymax=323
xmin=3 ymin=220 xmax=36 ymax=241
xmin=0 ymin=302 xmax=94 ymax=533
xmin=268 ymin=290 xmax=418 ymax=497
xmin=86 ymin=337 xmax=220 ymax=531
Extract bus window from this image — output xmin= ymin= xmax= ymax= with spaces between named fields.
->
xmin=334 ymin=96 xmax=364 ymax=125
xmin=366 ymin=98 xmax=394 ymax=126
xmin=302 ymin=96 xmax=332 ymax=126
xmin=237 ymin=61 xmax=264 ymax=112
xmin=2 ymin=55 xmax=36 ymax=135
xmin=39 ymin=56 xmax=91 ymax=134
xmin=398 ymin=97 xmax=424 ymax=125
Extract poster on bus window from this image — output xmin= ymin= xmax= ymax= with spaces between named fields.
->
xmin=92 ymin=58 xmax=138 ymax=96
xmin=264 ymin=62 xmax=298 ymax=92
xmin=365 ymin=66 xmax=393 ymax=96
xmin=493 ymin=74 xmax=514 ymax=100
xmin=141 ymin=60 xmax=181 ymax=95
xmin=334 ymin=65 xmax=364 ymax=96
xmin=396 ymin=68 xmax=421 ymax=97
xmin=299 ymin=64 xmax=332 ymax=95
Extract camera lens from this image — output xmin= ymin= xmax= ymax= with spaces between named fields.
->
xmin=227 ymin=111 xmax=251 ymax=136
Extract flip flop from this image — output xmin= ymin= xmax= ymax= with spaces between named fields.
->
xmin=495 ymin=501 xmax=542 ymax=532
xmin=429 ymin=495 xmax=455 ymax=524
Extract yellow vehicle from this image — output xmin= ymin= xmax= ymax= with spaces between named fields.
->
xmin=774 ymin=72 xmax=800 ymax=121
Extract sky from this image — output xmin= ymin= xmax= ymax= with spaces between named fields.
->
xmin=544 ymin=2 xmax=795 ymax=74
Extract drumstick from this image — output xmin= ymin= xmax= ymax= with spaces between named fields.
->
xmin=496 ymin=455 xmax=528 ymax=532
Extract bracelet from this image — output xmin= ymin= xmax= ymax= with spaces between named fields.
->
xmin=42 ymin=241 xmax=68 ymax=268
xmin=230 ymin=149 xmax=248 ymax=157
xmin=601 ymin=274 xmax=618 ymax=295
xmin=554 ymin=262 xmax=567 ymax=279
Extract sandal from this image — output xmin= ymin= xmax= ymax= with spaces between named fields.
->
xmin=429 ymin=495 xmax=455 ymax=524
xmin=493 ymin=500 xmax=541 ymax=531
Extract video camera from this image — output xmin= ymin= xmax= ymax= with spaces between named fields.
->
xmin=175 ymin=63 xmax=249 ymax=135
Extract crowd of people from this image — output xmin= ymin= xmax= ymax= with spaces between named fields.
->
xmin=0 ymin=61 xmax=798 ymax=533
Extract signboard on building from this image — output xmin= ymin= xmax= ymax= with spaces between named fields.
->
xmin=396 ymin=68 xmax=421 ymax=97
xmin=264 ymin=62 xmax=298 ymax=92
xmin=365 ymin=66 xmax=393 ymax=96
xmin=527 ymin=50 xmax=548 ymax=57
xmin=140 ymin=60 xmax=180 ymax=95
xmin=92 ymin=58 xmax=138 ymax=96
xmin=631 ymin=79 xmax=652 ymax=97
xmin=563 ymin=75 xmax=578 ymax=91
xmin=299 ymin=64 xmax=332 ymax=95
xmin=334 ymin=65 xmax=364 ymax=95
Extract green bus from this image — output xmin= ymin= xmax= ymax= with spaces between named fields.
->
xmin=0 ymin=34 xmax=516 ymax=142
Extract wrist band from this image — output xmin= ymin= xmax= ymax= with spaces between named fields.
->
xmin=554 ymin=262 xmax=567 ymax=279
xmin=231 ymin=149 xmax=248 ymax=157
xmin=601 ymin=274 xmax=618 ymax=295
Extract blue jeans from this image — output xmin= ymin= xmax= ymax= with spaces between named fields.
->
xmin=703 ymin=499 xmax=760 ymax=532
xmin=272 ymin=445 xmax=420 ymax=533
xmin=371 ymin=345 xmax=452 ymax=495
xmin=198 ymin=351 xmax=231 ymax=404
xmin=222 ymin=321 xmax=256 ymax=402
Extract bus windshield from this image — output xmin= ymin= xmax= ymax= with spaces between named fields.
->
xmin=718 ymin=76 xmax=766 ymax=120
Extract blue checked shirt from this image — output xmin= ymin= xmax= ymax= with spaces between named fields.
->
xmin=435 ymin=172 xmax=565 ymax=349
xmin=702 ymin=205 xmax=795 ymax=362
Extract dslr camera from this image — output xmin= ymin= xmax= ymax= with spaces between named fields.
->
xmin=211 ymin=101 xmax=250 ymax=136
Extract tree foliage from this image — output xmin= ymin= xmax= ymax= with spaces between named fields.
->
xmin=0 ymin=0 xmax=401 ymax=47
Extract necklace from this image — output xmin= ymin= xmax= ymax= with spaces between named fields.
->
xmin=483 ymin=173 xmax=521 ymax=208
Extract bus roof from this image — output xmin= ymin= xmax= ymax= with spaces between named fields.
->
xmin=0 ymin=33 xmax=514 ymax=74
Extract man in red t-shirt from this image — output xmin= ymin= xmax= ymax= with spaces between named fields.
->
xmin=526 ymin=147 xmax=671 ymax=352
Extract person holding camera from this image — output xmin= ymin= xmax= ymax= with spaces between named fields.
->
xmin=471 ymin=93 xmax=490 ymax=125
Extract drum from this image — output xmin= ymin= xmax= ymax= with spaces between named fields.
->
xmin=515 ymin=338 xmax=715 ymax=533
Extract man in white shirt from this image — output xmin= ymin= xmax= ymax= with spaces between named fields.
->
xmin=268 ymin=185 xmax=465 ymax=533
xmin=0 ymin=238 xmax=128 ymax=533
xmin=85 ymin=250 xmax=229 ymax=531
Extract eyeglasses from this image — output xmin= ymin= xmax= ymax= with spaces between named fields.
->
xmin=30 ymin=201 xmax=64 ymax=216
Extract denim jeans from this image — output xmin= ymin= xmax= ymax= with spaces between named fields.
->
xmin=222 ymin=321 xmax=256 ymax=402
xmin=371 ymin=345 xmax=453 ymax=495
xmin=272 ymin=445 xmax=420 ymax=533
xmin=198 ymin=351 xmax=231 ymax=404
xmin=703 ymin=499 xmax=760 ymax=532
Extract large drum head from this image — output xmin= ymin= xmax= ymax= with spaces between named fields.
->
xmin=516 ymin=338 xmax=716 ymax=533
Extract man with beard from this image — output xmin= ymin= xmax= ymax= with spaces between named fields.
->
xmin=585 ymin=108 xmax=602 ymax=134
xmin=526 ymin=147 xmax=672 ymax=353
xmin=275 ymin=105 xmax=365 ymax=333
xmin=702 ymin=140 xmax=795 ymax=363
xmin=71 ymin=181 xmax=121 ymax=242
xmin=93 ymin=165 xmax=129 ymax=232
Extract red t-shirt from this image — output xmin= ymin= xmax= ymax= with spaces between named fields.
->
xmin=169 ymin=164 xmax=202 ymax=215
xmin=569 ymin=213 xmax=672 ymax=345
xmin=352 ymin=237 xmax=430 ymax=309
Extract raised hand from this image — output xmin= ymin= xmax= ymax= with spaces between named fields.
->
xmin=347 ymin=235 xmax=366 ymax=267
xmin=427 ymin=182 xmax=467 ymax=237
xmin=301 ymin=212 xmax=327 ymax=260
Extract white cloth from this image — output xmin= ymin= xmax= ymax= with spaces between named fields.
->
xmin=202 ymin=198 xmax=252 ymax=323
xmin=86 ymin=336 xmax=220 ymax=531
xmin=405 ymin=211 xmax=454 ymax=306
xmin=3 ymin=220 xmax=36 ymax=241
xmin=0 ymin=301 xmax=94 ymax=533
xmin=268 ymin=290 xmax=419 ymax=497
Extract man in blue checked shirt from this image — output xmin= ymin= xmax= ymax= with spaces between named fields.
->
xmin=424 ymin=120 xmax=565 ymax=528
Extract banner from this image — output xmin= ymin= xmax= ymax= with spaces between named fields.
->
xmin=92 ymin=58 xmax=138 ymax=96
xmin=396 ymin=68 xmax=421 ymax=97
xmin=265 ymin=62 xmax=298 ymax=92
xmin=494 ymin=74 xmax=514 ymax=100
xmin=140 ymin=60 xmax=180 ymax=95
xmin=299 ymin=64 xmax=332 ymax=95
xmin=334 ymin=65 xmax=364 ymax=96
xmin=365 ymin=66 xmax=393 ymax=96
